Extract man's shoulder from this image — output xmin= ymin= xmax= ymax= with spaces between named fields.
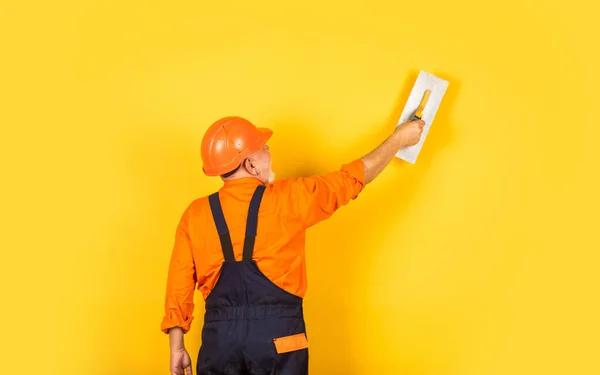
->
xmin=179 ymin=194 xmax=211 ymax=217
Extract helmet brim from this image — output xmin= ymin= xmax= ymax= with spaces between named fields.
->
xmin=254 ymin=127 xmax=273 ymax=149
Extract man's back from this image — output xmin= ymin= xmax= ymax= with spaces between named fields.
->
xmin=161 ymin=159 xmax=365 ymax=334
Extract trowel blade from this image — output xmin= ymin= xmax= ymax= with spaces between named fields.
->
xmin=395 ymin=71 xmax=449 ymax=164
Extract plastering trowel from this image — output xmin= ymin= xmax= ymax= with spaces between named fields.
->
xmin=395 ymin=71 xmax=449 ymax=164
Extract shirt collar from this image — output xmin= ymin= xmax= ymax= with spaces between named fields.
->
xmin=222 ymin=177 xmax=265 ymax=188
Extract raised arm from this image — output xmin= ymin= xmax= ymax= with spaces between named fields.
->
xmin=275 ymin=119 xmax=425 ymax=229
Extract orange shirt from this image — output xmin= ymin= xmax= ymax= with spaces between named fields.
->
xmin=161 ymin=159 xmax=365 ymax=333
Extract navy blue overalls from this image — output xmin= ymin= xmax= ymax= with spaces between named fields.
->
xmin=197 ymin=185 xmax=309 ymax=375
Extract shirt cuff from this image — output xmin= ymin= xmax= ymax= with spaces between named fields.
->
xmin=343 ymin=158 xmax=365 ymax=182
xmin=340 ymin=159 xmax=366 ymax=197
xmin=161 ymin=312 xmax=194 ymax=334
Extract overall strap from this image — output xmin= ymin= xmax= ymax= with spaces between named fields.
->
xmin=242 ymin=185 xmax=266 ymax=262
xmin=208 ymin=192 xmax=235 ymax=262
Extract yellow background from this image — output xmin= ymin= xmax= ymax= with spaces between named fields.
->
xmin=1 ymin=0 xmax=598 ymax=374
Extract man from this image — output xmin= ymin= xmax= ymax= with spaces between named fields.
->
xmin=161 ymin=115 xmax=425 ymax=375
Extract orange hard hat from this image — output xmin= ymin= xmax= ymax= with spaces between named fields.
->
xmin=201 ymin=116 xmax=273 ymax=176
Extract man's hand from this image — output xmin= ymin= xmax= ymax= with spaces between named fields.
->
xmin=395 ymin=119 xmax=425 ymax=148
xmin=170 ymin=347 xmax=193 ymax=375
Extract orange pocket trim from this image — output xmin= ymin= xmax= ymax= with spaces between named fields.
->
xmin=273 ymin=333 xmax=308 ymax=354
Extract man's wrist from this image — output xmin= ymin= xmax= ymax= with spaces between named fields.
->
xmin=168 ymin=327 xmax=185 ymax=351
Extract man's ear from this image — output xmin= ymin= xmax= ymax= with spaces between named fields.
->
xmin=243 ymin=158 xmax=258 ymax=175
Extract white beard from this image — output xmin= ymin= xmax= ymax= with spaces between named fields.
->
xmin=268 ymin=171 xmax=276 ymax=184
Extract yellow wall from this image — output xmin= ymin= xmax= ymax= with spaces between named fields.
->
xmin=1 ymin=0 xmax=598 ymax=374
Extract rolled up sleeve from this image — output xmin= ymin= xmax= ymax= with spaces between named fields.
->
xmin=160 ymin=210 xmax=197 ymax=334
xmin=284 ymin=159 xmax=366 ymax=228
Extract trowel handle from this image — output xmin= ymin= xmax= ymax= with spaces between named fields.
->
xmin=413 ymin=90 xmax=431 ymax=120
